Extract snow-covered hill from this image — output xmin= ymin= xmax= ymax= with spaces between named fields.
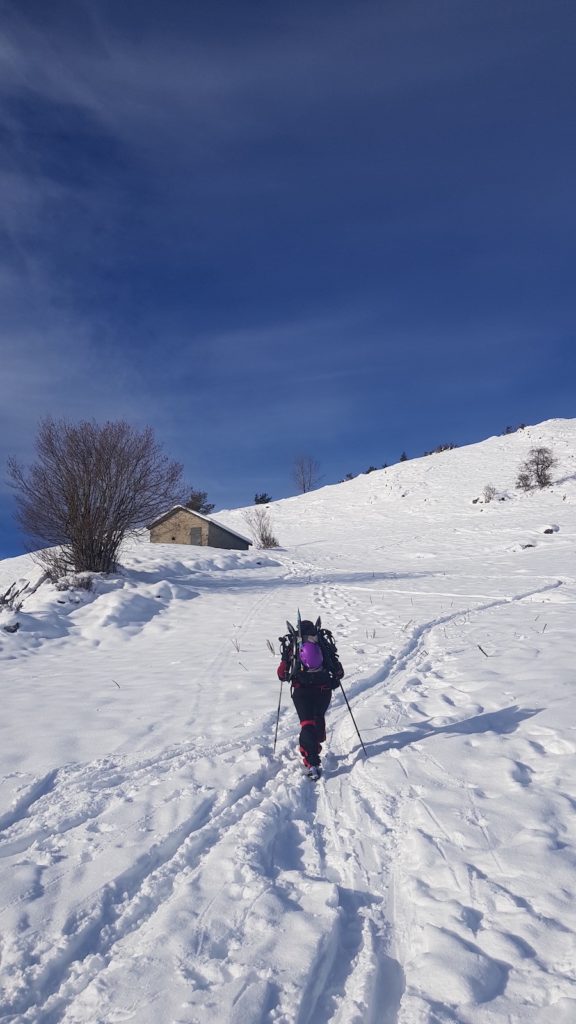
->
xmin=1 ymin=419 xmax=576 ymax=1023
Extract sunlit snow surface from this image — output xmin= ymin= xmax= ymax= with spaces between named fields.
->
xmin=1 ymin=419 xmax=576 ymax=1023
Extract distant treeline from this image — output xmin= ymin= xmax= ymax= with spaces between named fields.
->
xmin=338 ymin=424 xmax=527 ymax=483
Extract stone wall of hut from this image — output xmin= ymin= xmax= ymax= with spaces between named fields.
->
xmin=149 ymin=509 xmax=209 ymax=545
xmin=150 ymin=509 xmax=249 ymax=550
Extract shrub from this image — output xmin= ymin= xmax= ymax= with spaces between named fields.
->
xmin=54 ymin=573 xmax=94 ymax=592
xmin=243 ymin=508 xmax=279 ymax=548
xmin=516 ymin=470 xmax=533 ymax=492
xmin=516 ymin=446 xmax=556 ymax=491
xmin=423 ymin=443 xmax=458 ymax=456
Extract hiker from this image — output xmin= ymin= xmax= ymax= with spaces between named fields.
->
xmin=277 ymin=618 xmax=344 ymax=779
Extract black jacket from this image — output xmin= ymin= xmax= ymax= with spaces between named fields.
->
xmin=277 ymin=658 xmax=344 ymax=689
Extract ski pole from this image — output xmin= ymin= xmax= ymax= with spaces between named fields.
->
xmin=338 ymin=680 xmax=368 ymax=759
xmin=273 ymin=678 xmax=283 ymax=755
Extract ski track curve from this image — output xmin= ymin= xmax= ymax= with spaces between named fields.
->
xmin=1 ymin=750 xmax=284 ymax=1022
xmin=266 ymin=560 xmax=567 ymax=1023
xmin=0 ymin=551 xmax=569 ymax=1023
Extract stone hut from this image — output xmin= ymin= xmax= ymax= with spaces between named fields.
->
xmin=148 ymin=506 xmax=251 ymax=550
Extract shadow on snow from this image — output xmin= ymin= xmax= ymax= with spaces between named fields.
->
xmin=331 ymin=705 xmax=542 ymax=776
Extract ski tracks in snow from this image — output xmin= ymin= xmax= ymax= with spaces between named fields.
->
xmin=282 ymin=557 xmax=576 ymax=1021
xmin=1 ymin=555 xmax=574 ymax=1022
xmin=0 ymin=742 xmax=401 ymax=1024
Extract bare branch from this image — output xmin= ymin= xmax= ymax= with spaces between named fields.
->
xmin=292 ymin=454 xmax=322 ymax=493
xmin=8 ymin=418 xmax=186 ymax=574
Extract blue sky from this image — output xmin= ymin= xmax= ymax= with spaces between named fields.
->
xmin=1 ymin=0 xmax=575 ymax=557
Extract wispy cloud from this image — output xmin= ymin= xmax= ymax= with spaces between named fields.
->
xmin=0 ymin=328 xmax=150 ymax=467
xmin=0 ymin=2 xmax=529 ymax=167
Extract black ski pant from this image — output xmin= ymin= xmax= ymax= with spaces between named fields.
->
xmin=291 ymin=686 xmax=332 ymax=767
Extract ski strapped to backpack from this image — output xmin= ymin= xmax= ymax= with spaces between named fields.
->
xmin=278 ymin=614 xmax=341 ymax=685
xmin=316 ymin=625 xmax=341 ymax=681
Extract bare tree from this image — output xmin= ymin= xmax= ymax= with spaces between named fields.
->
xmin=530 ymin=446 xmax=556 ymax=488
xmin=8 ymin=418 xmax=185 ymax=574
xmin=292 ymin=454 xmax=322 ymax=494
xmin=516 ymin=446 xmax=556 ymax=491
xmin=243 ymin=507 xmax=279 ymax=548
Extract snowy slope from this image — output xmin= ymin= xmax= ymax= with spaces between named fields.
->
xmin=1 ymin=419 xmax=576 ymax=1024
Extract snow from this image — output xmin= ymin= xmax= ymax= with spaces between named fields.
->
xmin=1 ymin=418 xmax=576 ymax=1023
